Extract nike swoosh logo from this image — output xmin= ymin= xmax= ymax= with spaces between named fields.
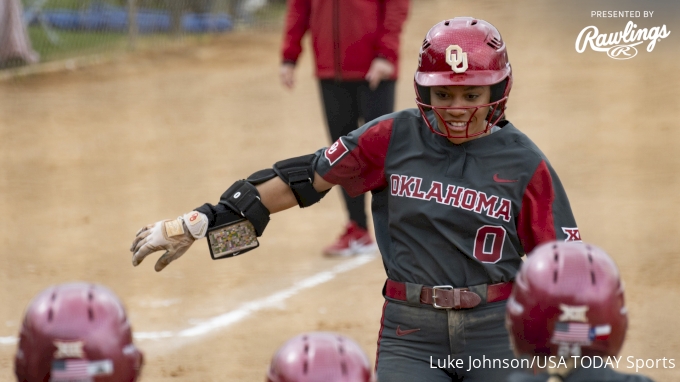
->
xmin=396 ymin=325 xmax=420 ymax=336
xmin=493 ymin=173 xmax=518 ymax=183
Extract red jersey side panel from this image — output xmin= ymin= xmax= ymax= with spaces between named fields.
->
xmin=517 ymin=160 xmax=556 ymax=254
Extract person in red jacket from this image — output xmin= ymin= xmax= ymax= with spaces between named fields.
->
xmin=280 ymin=0 xmax=409 ymax=257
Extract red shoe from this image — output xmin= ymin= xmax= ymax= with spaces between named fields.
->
xmin=323 ymin=221 xmax=377 ymax=257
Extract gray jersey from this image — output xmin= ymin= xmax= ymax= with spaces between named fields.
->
xmin=315 ymin=108 xmax=579 ymax=287
xmin=507 ymin=367 xmax=655 ymax=382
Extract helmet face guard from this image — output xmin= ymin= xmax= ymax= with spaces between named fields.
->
xmin=14 ymin=283 xmax=143 ymax=382
xmin=414 ymin=17 xmax=513 ymax=139
xmin=506 ymin=242 xmax=628 ymax=359
xmin=414 ymin=82 xmax=508 ymax=139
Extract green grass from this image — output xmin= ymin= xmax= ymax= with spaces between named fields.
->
xmin=23 ymin=0 xmax=103 ymax=11
xmin=251 ymin=0 xmax=286 ymax=27
xmin=21 ymin=0 xmax=286 ymax=63
xmin=28 ymin=26 xmax=127 ymax=62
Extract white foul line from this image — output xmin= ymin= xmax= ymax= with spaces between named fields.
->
xmin=0 ymin=337 xmax=17 ymax=345
xmin=0 ymin=253 xmax=377 ymax=345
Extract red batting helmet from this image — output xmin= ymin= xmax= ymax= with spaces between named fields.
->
xmin=506 ymin=241 xmax=627 ymax=358
xmin=14 ymin=282 xmax=143 ymax=382
xmin=414 ymin=17 xmax=513 ymax=139
xmin=266 ymin=332 xmax=372 ymax=382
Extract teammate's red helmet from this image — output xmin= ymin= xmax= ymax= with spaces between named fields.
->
xmin=14 ymin=282 xmax=144 ymax=382
xmin=506 ymin=241 xmax=627 ymax=358
xmin=266 ymin=332 xmax=372 ymax=382
xmin=414 ymin=17 xmax=513 ymax=139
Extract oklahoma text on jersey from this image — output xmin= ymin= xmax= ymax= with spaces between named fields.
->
xmin=390 ymin=174 xmax=512 ymax=222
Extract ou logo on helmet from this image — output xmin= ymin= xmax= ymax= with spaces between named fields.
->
xmin=446 ymin=45 xmax=468 ymax=73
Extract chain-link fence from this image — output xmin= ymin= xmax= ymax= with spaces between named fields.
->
xmin=0 ymin=0 xmax=286 ymax=69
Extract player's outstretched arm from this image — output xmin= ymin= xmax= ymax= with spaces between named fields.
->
xmin=130 ymin=153 xmax=334 ymax=272
xmin=257 ymin=172 xmax=333 ymax=213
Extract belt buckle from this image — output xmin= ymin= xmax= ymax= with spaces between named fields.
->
xmin=432 ymin=285 xmax=454 ymax=309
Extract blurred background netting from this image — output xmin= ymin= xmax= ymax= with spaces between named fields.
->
xmin=1 ymin=0 xmax=286 ymax=68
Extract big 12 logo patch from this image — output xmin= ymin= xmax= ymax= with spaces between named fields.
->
xmin=562 ymin=227 xmax=582 ymax=242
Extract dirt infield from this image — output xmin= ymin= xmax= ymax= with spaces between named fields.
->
xmin=1 ymin=0 xmax=679 ymax=380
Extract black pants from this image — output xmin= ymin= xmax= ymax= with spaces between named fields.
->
xmin=376 ymin=299 xmax=515 ymax=381
xmin=319 ymin=79 xmax=396 ymax=229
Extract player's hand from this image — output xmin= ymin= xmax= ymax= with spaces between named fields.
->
xmin=280 ymin=63 xmax=296 ymax=89
xmin=365 ymin=58 xmax=395 ymax=90
xmin=130 ymin=212 xmax=207 ymax=272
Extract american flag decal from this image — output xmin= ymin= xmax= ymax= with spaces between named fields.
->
xmin=51 ymin=359 xmax=113 ymax=381
xmin=551 ymin=322 xmax=591 ymax=344
xmin=51 ymin=359 xmax=89 ymax=381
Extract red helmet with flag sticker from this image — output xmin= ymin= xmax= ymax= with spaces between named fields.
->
xmin=505 ymin=241 xmax=627 ymax=358
xmin=266 ymin=332 xmax=372 ymax=382
xmin=14 ymin=282 xmax=143 ymax=382
xmin=414 ymin=17 xmax=513 ymax=139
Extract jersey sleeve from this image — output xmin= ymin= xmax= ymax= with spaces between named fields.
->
xmin=314 ymin=118 xmax=394 ymax=197
xmin=281 ymin=0 xmax=311 ymax=64
xmin=375 ymin=0 xmax=409 ymax=65
xmin=517 ymin=160 xmax=580 ymax=255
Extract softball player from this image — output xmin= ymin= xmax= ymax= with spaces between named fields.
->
xmin=14 ymin=283 xmax=143 ymax=382
xmin=506 ymin=241 xmax=655 ymax=382
xmin=267 ymin=332 xmax=373 ymax=382
xmin=131 ymin=17 xmax=579 ymax=381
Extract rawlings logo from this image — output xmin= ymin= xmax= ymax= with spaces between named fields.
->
xmin=575 ymin=21 xmax=670 ymax=60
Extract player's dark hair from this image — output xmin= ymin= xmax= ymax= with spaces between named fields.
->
xmin=486 ymin=79 xmax=509 ymax=122
xmin=490 ymin=79 xmax=508 ymax=103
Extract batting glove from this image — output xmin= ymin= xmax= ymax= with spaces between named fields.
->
xmin=130 ymin=211 xmax=208 ymax=272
